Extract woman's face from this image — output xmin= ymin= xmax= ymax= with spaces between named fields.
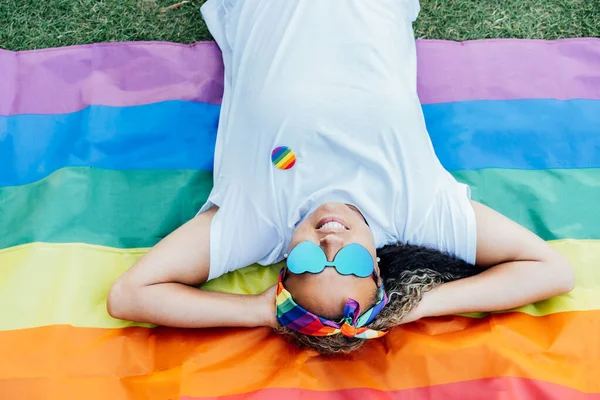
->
xmin=285 ymin=202 xmax=380 ymax=319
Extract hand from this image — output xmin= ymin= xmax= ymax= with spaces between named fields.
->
xmin=256 ymin=285 xmax=278 ymax=328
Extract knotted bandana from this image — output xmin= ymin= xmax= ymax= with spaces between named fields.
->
xmin=275 ymin=270 xmax=389 ymax=339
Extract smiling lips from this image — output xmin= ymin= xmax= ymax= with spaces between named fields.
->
xmin=316 ymin=217 xmax=349 ymax=232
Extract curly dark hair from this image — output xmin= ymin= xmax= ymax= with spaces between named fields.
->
xmin=274 ymin=243 xmax=481 ymax=355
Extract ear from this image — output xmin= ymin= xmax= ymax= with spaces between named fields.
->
xmin=374 ymin=262 xmax=383 ymax=286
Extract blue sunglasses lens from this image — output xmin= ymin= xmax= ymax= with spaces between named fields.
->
xmin=286 ymin=241 xmax=374 ymax=278
xmin=287 ymin=241 xmax=326 ymax=275
xmin=333 ymin=243 xmax=374 ymax=278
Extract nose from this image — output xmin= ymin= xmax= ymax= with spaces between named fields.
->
xmin=320 ymin=234 xmax=344 ymax=262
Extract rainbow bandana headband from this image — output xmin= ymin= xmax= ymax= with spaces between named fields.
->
xmin=276 ymin=270 xmax=390 ymax=339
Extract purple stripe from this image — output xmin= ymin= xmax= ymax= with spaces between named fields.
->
xmin=286 ymin=313 xmax=320 ymax=332
xmin=0 ymin=41 xmax=225 ymax=116
xmin=1 ymin=38 xmax=599 ymax=115
xmin=271 ymin=146 xmax=287 ymax=161
xmin=417 ymin=38 xmax=600 ymax=104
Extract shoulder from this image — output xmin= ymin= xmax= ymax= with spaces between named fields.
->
xmin=400 ymin=180 xmax=476 ymax=264
xmin=204 ymin=182 xmax=283 ymax=280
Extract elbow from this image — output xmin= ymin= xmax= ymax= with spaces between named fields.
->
xmin=107 ymin=279 xmax=136 ymax=321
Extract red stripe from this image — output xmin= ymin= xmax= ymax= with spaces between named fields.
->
xmin=299 ymin=318 xmax=328 ymax=335
xmin=283 ymin=158 xmax=296 ymax=169
xmin=181 ymin=378 xmax=600 ymax=400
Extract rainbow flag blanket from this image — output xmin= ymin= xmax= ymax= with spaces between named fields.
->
xmin=1 ymin=38 xmax=599 ymax=399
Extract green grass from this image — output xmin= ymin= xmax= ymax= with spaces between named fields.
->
xmin=415 ymin=0 xmax=600 ymax=40
xmin=0 ymin=0 xmax=598 ymax=51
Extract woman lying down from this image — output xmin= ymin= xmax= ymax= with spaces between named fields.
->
xmin=107 ymin=0 xmax=574 ymax=355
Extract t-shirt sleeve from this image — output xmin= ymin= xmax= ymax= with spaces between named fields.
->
xmin=198 ymin=181 xmax=281 ymax=281
xmin=201 ymin=0 xmax=235 ymax=80
xmin=404 ymin=0 xmax=421 ymax=22
xmin=406 ymin=178 xmax=478 ymax=265
xmin=200 ymin=0 xmax=233 ymax=49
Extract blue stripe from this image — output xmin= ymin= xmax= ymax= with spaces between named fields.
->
xmin=279 ymin=306 xmax=307 ymax=325
xmin=271 ymin=147 xmax=287 ymax=161
xmin=423 ymin=99 xmax=600 ymax=171
xmin=0 ymin=101 xmax=220 ymax=186
xmin=2 ymin=99 xmax=599 ymax=186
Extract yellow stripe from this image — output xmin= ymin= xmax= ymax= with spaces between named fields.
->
xmin=0 ymin=240 xmax=598 ymax=331
xmin=276 ymin=152 xmax=295 ymax=168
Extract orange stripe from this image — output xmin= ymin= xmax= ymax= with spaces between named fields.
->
xmin=282 ymin=155 xmax=296 ymax=169
xmin=277 ymin=152 xmax=295 ymax=168
xmin=0 ymin=311 xmax=598 ymax=399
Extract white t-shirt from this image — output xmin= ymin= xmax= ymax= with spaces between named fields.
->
xmin=199 ymin=0 xmax=477 ymax=280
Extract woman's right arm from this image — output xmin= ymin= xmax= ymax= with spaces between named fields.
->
xmin=107 ymin=207 xmax=277 ymax=328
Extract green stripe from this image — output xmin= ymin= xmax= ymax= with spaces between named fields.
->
xmin=0 ymin=167 xmax=212 ymax=250
xmin=274 ymin=149 xmax=292 ymax=165
xmin=0 ymin=167 xmax=597 ymax=250
xmin=278 ymin=297 xmax=296 ymax=315
xmin=452 ymin=169 xmax=599 ymax=240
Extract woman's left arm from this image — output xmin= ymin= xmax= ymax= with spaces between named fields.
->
xmin=407 ymin=200 xmax=575 ymax=321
